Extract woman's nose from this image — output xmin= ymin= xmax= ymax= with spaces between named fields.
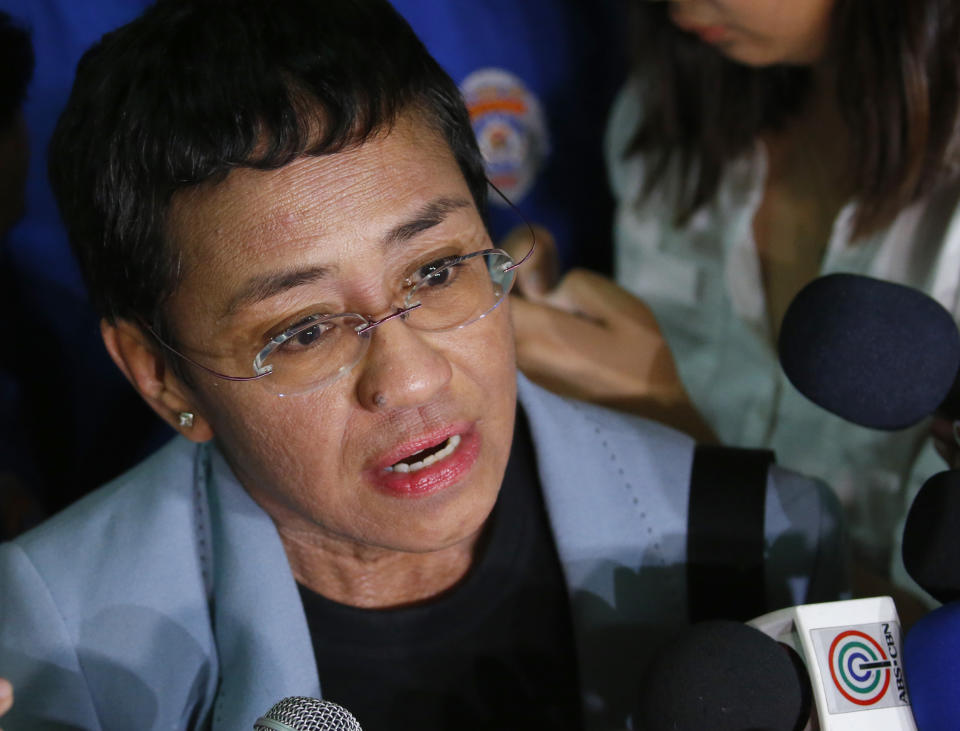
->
xmin=354 ymin=317 xmax=452 ymax=412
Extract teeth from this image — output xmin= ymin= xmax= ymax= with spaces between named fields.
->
xmin=385 ymin=434 xmax=461 ymax=473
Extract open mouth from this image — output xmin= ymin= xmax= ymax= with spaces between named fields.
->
xmin=384 ymin=434 xmax=462 ymax=474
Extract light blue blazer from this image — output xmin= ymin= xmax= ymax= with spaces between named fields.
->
xmin=0 ymin=376 xmax=846 ymax=730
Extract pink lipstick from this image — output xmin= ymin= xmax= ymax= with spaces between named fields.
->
xmin=367 ymin=426 xmax=481 ymax=497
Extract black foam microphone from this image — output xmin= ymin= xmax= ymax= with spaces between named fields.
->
xmin=778 ymin=273 xmax=960 ymax=429
xmin=636 ymin=620 xmax=813 ymax=731
xmin=254 ymin=696 xmax=362 ymax=731
xmin=901 ymin=469 xmax=960 ymax=604
xmin=638 ymin=599 xmax=919 ymax=730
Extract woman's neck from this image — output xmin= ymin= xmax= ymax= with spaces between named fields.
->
xmin=279 ymin=523 xmax=484 ymax=609
xmin=770 ymin=65 xmax=850 ymax=188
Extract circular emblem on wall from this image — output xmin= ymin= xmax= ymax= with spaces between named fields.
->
xmin=827 ymin=630 xmax=893 ymax=706
xmin=461 ymin=68 xmax=550 ymax=206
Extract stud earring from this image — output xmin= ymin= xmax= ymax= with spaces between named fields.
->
xmin=178 ymin=411 xmax=195 ymax=428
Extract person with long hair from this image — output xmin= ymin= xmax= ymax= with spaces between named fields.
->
xmin=510 ymin=0 xmax=960 ymax=596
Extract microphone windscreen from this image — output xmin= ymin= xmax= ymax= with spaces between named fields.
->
xmin=902 ymin=469 xmax=960 ymax=603
xmin=636 ymin=620 xmax=811 ymax=731
xmin=904 ymin=602 xmax=960 ymax=731
xmin=254 ymin=696 xmax=362 ymax=731
xmin=778 ymin=273 xmax=960 ymax=430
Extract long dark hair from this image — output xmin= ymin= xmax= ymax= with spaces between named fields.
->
xmin=628 ymin=0 xmax=960 ymax=239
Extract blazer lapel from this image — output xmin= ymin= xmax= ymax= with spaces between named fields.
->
xmin=204 ymin=446 xmax=321 ymax=731
xmin=517 ymin=375 xmax=693 ymax=729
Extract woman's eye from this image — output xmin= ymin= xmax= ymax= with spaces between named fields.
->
xmin=295 ymin=324 xmax=324 ymax=346
xmin=424 ymin=267 xmax=451 ymax=287
xmin=417 ymin=257 xmax=459 ymax=287
xmin=276 ymin=319 xmax=336 ymax=353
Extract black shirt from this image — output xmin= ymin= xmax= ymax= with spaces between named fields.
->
xmin=298 ymin=410 xmax=582 ymax=730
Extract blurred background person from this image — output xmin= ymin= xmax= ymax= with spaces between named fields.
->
xmin=0 ymin=0 xmax=159 ymax=533
xmin=0 ymin=10 xmax=44 ymax=540
xmin=509 ymin=0 xmax=960 ymax=604
xmin=0 ymin=13 xmax=30 ymax=236
xmin=392 ymin=0 xmax=624 ymax=271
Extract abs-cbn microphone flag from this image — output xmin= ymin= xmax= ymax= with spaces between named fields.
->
xmin=748 ymin=596 xmax=917 ymax=730
xmin=810 ymin=622 xmax=910 ymax=713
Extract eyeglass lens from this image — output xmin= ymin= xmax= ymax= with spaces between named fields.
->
xmin=257 ymin=250 xmax=516 ymax=396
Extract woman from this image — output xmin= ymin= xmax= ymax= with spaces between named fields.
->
xmin=511 ymin=0 xmax=960 ymax=593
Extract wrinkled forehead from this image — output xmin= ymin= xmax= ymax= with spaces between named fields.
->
xmin=174 ymin=116 xmax=455 ymax=239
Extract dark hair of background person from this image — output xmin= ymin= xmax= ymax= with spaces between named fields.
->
xmin=627 ymin=0 xmax=960 ymax=240
xmin=49 ymin=0 xmax=486 ymax=353
xmin=0 ymin=11 xmax=34 ymax=132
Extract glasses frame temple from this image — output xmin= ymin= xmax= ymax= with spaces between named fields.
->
xmin=141 ymin=321 xmax=274 ymax=382
xmin=486 ymin=179 xmax=536 ymax=273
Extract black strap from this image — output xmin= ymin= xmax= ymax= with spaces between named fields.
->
xmin=687 ymin=444 xmax=774 ymax=622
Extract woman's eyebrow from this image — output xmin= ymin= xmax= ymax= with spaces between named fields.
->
xmin=382 ymin=196 xmax=471 ymax=246
xmin=223 ymin=264 xmax=333 ymax=318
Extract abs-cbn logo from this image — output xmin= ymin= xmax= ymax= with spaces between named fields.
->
xmin=812 ymin=622 xmax=911 ymax=714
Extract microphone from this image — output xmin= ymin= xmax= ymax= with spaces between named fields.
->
xmin=778 ymin=273 xmax=960 ymax=429
xmin=638 ymin=597 xmax=918 ymax=730
xmin=900 ymin=471 xmax=960 ymax=730
xmin=903 ymin=601 xmax=960 ymax=731
xmin=254 ymin=697 xmax=362 ymax=731
xmin=901 ymin=469 xmax=960 ymax=604
xmin=637 ymin=620 xmax=812 ymax=731
xmin=748 ymin=597 xmax=915 ymax=730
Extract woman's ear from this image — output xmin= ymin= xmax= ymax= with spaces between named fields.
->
xmin=100 ymin=319 xmax=215 ymax=443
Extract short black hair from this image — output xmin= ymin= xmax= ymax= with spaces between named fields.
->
xmin=0 ymin=11 xmax=34 ymax=130
xmin=49 ymin=0 xmax=486 ymax=330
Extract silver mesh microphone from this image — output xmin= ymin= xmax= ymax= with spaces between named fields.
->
xmin=253 ymin=696 xmax=363 ymax=731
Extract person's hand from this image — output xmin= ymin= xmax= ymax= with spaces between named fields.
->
xmin=498 ymin=223 xmax=559 ymax=298
xmin=930 ymin=416 xmax=960 ymax=468
xmin=0 ymin=677 xmax=13 ymax=728
xmin=511 ymin=268 xmax=716 ymax=442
